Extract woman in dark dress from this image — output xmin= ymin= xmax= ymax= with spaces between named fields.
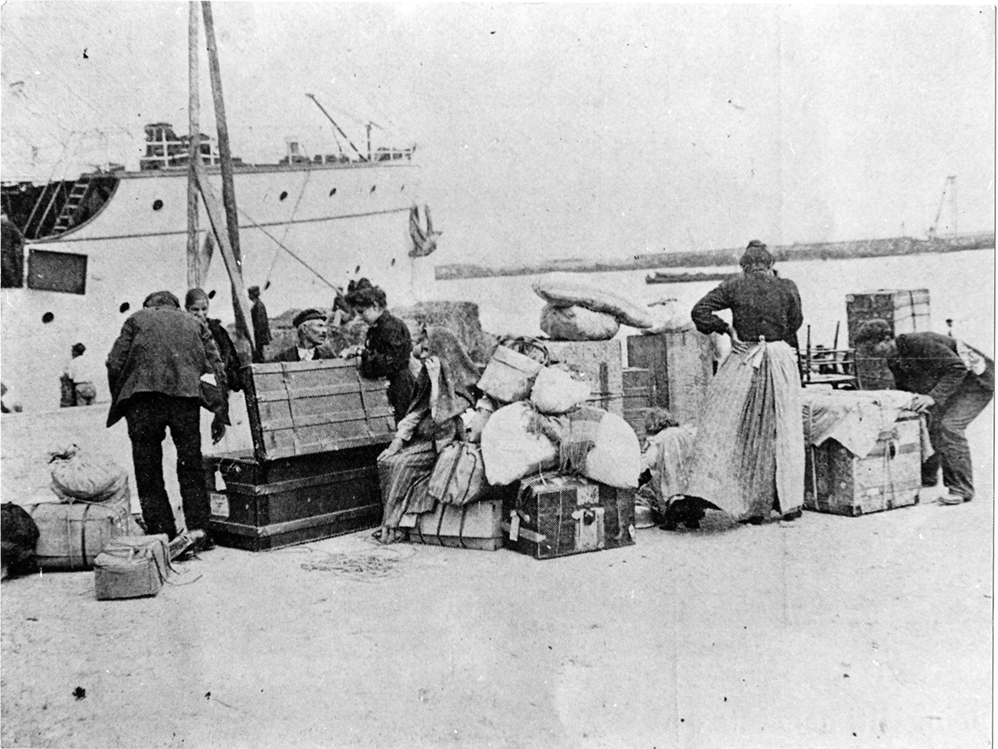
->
xmin=185 ymin=288 xmax=244 ymax=443
xmin=667 ymin=240 xmax=805 ymax=529
xmin=374 ymin=326 xmax=481 ymax=543
xmin=342 ymin=284 xmax=416 ymax=424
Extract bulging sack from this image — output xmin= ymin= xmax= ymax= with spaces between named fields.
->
xmin=481 ymin=402 xmax=559 ymax=485
xmin=532 ymin=273 xmax=654 ymax=329
xmin=428 ymin=441 xmax=490 ymax=506
xmin=583 ymin=411 xmax=642 ymax=489
xmin=539 ymin=304 xmax=620 ymax=341
xmin=530 ymin=366 xmax=592 ymax=415
xmin=50 ymin=444 xmax=128 ymax=502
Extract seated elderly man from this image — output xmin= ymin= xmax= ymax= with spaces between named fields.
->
xmin=270 ymin=308 xmax=337 ymax=362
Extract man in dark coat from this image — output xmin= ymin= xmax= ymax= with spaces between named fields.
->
xmin=106 ymin=290 xmax=226 ymax=550
xmin=248 ymin=285 xmax=271 ymax=363
xmin=270 ymin=308 xmax=338 ymax=362
xmin=855 ymin=320 xmax=994 ymax=504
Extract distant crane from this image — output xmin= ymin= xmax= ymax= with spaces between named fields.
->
xmin=928 ymin=175 xmax=958 ymax=238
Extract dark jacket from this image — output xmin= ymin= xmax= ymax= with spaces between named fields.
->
xmin=360 ymin=311 xmax=412 ymax=379
xmin=691 ymin=272 xmax=803 ymax=349
xmin=889 ymin=332 xmax=995 ymax=410
xmin=251 ymin=299 xmax=271 ymax=348
xmin=269 ymin=342 xmax=338 ymax=363
xmin=207 ymin=318 xmax=243 ymax=392
xmin=106 ymin=307 xmax=224 ymax=427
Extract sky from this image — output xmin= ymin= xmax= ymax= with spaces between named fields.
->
xmin=1 ymin=2 xmax=994 ymax=266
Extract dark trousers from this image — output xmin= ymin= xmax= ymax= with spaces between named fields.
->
xmin=125 ymin=394 xmax=207 ymax=539
xmin=922 ymin=375 xmax=993 ymax=500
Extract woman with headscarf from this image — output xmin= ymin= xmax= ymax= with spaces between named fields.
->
xmin=374 ymin=326 xmax=482 ymax=544
xmin=185 ymin=288 xmax=244 ymax=444
xmin=665 ymin=240 xmax=805 ymax=529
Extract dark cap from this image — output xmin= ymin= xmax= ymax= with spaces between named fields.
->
xmin=248 ymin=285 xmax=261 ymax=297
xmin=853 ymin=319 xmax=893 ymax=346
xmin=292 ymin=308 xmax=325 ymax=328
xmin=71 ymin=343 xmax=86 ymax=357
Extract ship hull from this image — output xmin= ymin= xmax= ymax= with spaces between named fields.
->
xmin=2 ymin=161 xmax=435 ymax=411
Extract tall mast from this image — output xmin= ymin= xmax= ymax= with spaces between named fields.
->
xmin=202 ymin=0 xmax=250 ymax=342
xmin=186 ymin=0 xmax=201 ymax=288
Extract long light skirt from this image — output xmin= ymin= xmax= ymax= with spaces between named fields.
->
xmin=684 ymin=341 xmax=804 ymax=520
xmin=377 ymin=440 xmax=438 ymax=528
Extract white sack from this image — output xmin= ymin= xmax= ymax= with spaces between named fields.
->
xmin=530 ymin=366 xmax=591 ymax=415
xmin=532 ymin=272 xmax=653 ymax=329
xmin=539 ymin=304 xmax=620 ymax=341
xmin=481 ymin=402 xmax=558 ymax=485
xmin=583 ymin=411 xmax=642 ymax=488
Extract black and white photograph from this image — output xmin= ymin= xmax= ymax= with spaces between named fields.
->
xmin=1 ymin=3 xmax=994 ymax=747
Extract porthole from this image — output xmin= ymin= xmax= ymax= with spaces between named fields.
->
xmin=391 ymin=258 xmax=396 ymax=267
xmin=329 ymin=188 xmax=337 ymax=197
xmin=354 ymin=265 xmax=361 ymax=274
xmin=370 ymin=185 xmax=376 ymax=193
xmin=119 ymin=302 xmax=130 ymax=314
xmin=208 ymin=289 xmax=216 ymax=299
xmin=279 ymin=191 xmax=288 ymax=201
xmin=152 ymin=200 xmax=163 ymax=211
xmin=400 ymin=184 xmax=405 ymax=192
xmin=42 ymin=312 xmax=54 ymax=324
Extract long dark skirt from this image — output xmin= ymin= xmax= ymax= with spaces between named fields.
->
xmin=377 ymin=439 xmax=438 ymax=528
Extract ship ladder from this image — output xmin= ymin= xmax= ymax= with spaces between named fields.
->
xmin=52 ymin=177 xmax=93 ymax=233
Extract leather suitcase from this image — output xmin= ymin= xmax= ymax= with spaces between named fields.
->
xmin=403 ymin=498 xmax=505 ymax=551
xmin=502 ymin=474 xmax=636 ymax=560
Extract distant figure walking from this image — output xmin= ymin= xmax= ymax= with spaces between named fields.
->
xmin=61 ymin=343 xmax=98 ymax=407
xmin=249 ymin=285 xmax=271 ymax=363
xmin=668 ymin=240 xmax=805 ymax=529
xmin=854 ymin=321 xmax=994 ymax=504
xmin=106 ymin=290 xmax=226 ymax=554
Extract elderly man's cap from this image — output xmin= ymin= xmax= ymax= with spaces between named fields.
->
xmin=248 ymin=285 xmax=261 ymax=296
xmin=293 ymin=308 xmax=325 ymax=328
xmin=853 ymin=319 xmax=893 ymax=346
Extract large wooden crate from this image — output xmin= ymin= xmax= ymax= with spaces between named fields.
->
xmin=544 ymin=340 xmax=623 ymax=417
xmin=846 ymin=289 xmax=931 ymax=390
xmin=245 ymin=359 xmax=396 ymax=462
xmin=626 ymin=326 xmax=714 ymax=426
xmin=804 ymin=414 xmax=922 ymax=516
xmin=206 ymin=458 xmax=382 ymax=551
xmin=204 ymin=361 xmax=394 ymax=551
xmin=502 ymin=475 xmax=635 ymax=560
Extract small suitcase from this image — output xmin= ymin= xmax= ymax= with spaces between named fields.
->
xmin=403 ymin=498 xmax=505 ymax=551
xmin=502 ymin=474 xmax=636 ymax=560
xmin=94 ymin=535 xmax=170 ymax=600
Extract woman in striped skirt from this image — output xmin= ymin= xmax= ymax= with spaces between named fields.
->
xmin=375 ymin=326 xmax=482 ymax=543
xmin=665 ymin=240 xmax=806 ymax=529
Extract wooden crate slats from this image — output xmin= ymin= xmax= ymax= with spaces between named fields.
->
xmin=244 ymin=358 xmax=395 ymax=461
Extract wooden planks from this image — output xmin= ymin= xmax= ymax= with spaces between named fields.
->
xmin=244 ymin=359 xmax=395 ymax=462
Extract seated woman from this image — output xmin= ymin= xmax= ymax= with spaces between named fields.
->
xmin=375 ymin=326 xmax=482 ymax=544
xmin=342 ymin=283 xmax=416 ymax=424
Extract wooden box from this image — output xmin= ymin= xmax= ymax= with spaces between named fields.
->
xmin=245 ymin=359 xmax=396 ymax=462
xmin=402 ymin=498 xmax=505 ymax=551
xmin=502 ymin=475 xmax=636 ymax=560
xmin=206 ymin=457 xmax=383 ymax=552
xmin=544 ymin=340 xmax=623 ymax=417
xmin=622 ymin=367 xmax=653 ymax=440
xmin=804 ymin=414 xmax=922 ymax=516
xmin=846 ymin=289 xmax=931 ymax=390
xmin=626 ymin=326 xmax=714 ymax=426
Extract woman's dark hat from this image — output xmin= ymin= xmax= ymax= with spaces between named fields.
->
xmin=143 ymin=291 xmax=181 ymax=309
xmin=739 ymin=240 xmax=773 ymax=268
xmin=853 ymin=319 xmax=893 ymax=346
xmin=292 ymin=308 xmax=325 ymax=328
